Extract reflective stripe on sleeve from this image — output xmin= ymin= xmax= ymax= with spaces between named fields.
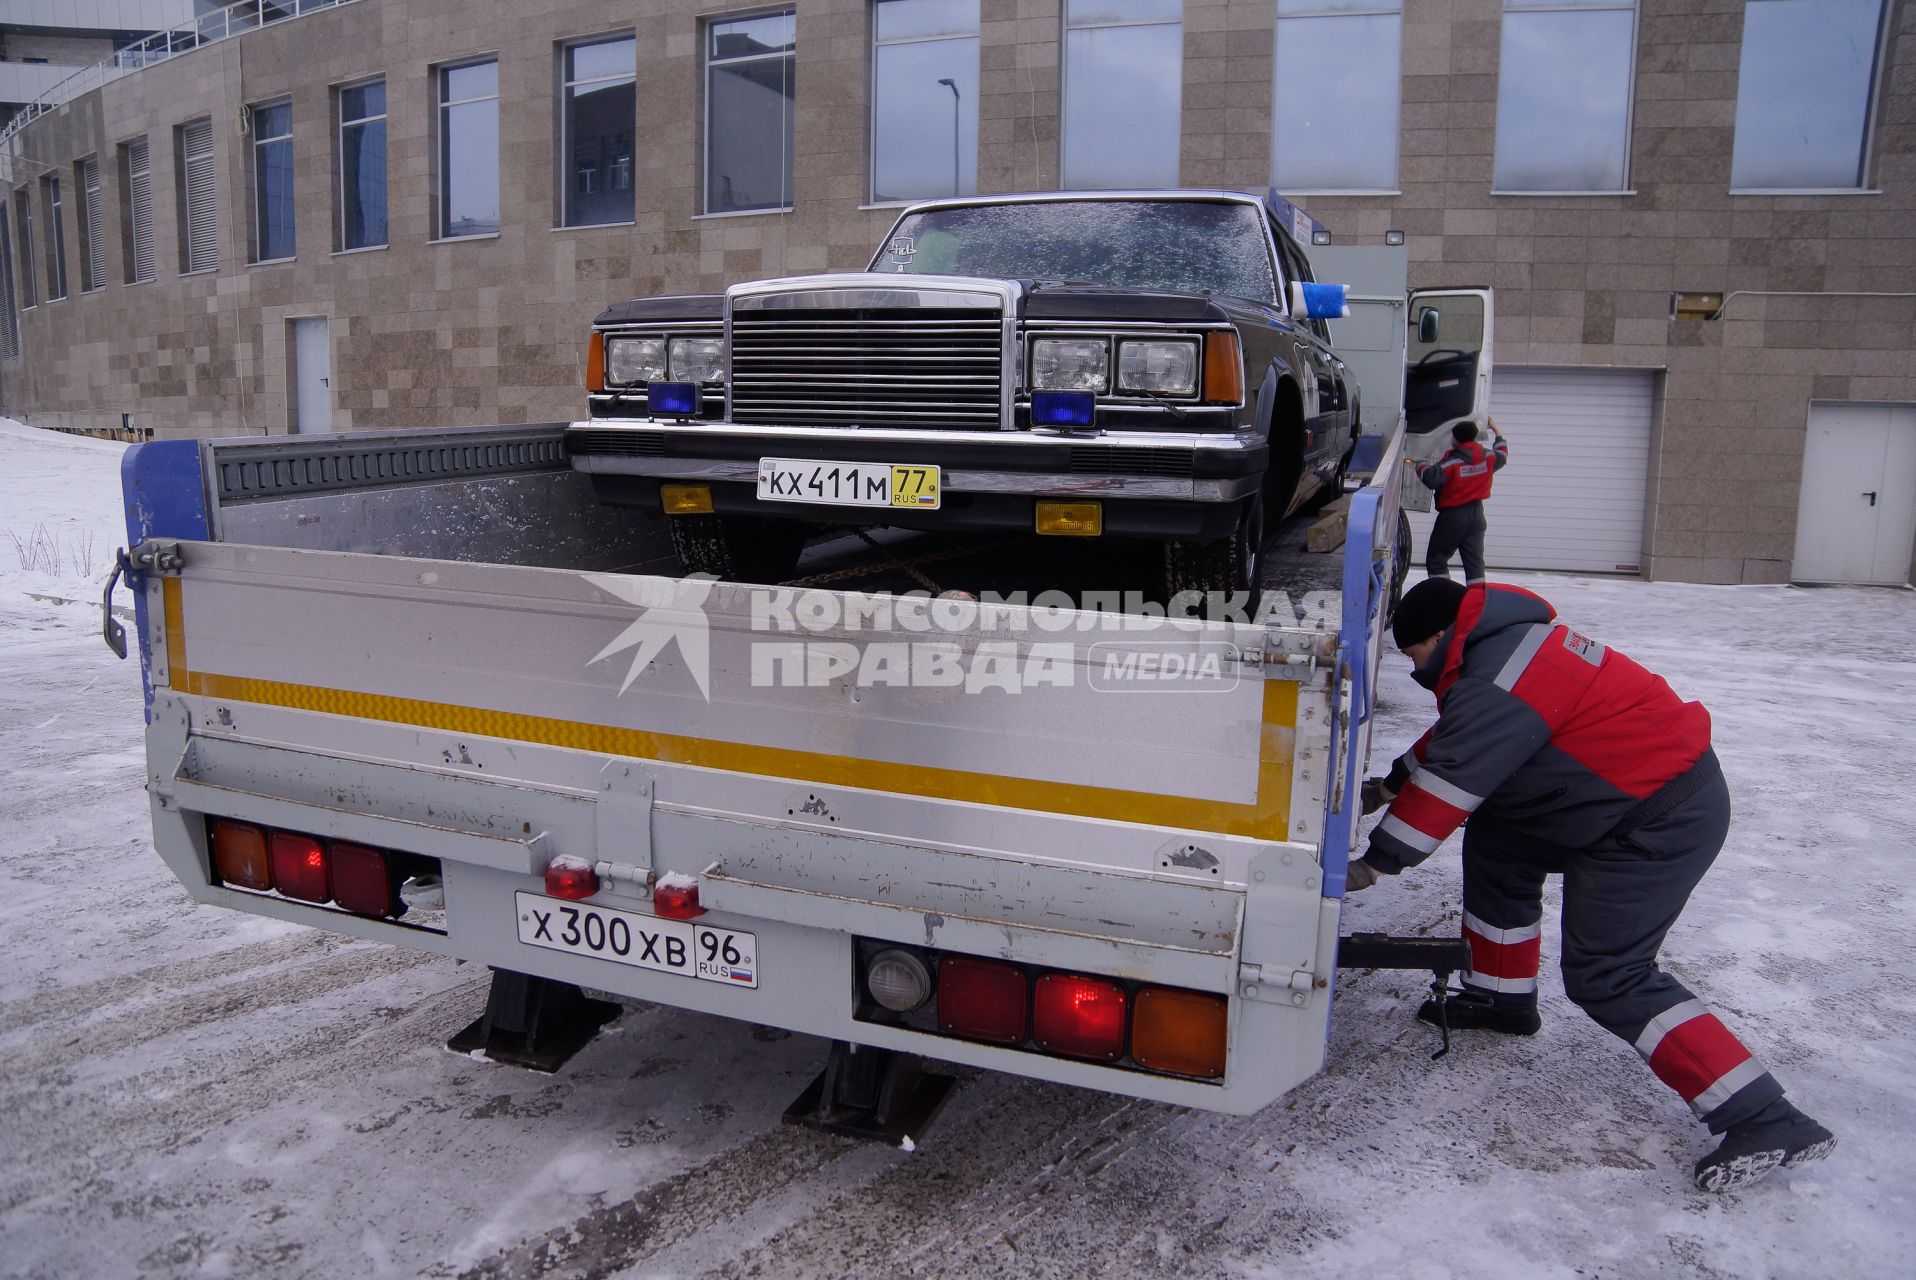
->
xmin=1377 ymin=813 xmax=1443 ymax=855
xmin=1493 ymin=623 xmax=1555 ymax=691
xmin=1408 ymin=769 xmax=1485 ymax=813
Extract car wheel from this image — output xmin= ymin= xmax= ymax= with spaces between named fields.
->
xmin=667 ymin=514 xmax=808 ymax=584
xmin=1163 ymin=493 xmax=1263 ymax=617
xmin=1385 ymin=508 xmax=1413 ymax=621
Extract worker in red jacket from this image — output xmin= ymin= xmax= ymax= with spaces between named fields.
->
xmin=1348 ymin=578 xmax=1834 ymax=1192
xmin=1420 ymin=419 xmax=1508 ymax=583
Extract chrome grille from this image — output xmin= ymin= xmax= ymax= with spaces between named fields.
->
xmin=729 ymin=308 xmax=1004 ymax=430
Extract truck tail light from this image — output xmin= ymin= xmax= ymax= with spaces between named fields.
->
xmin=1032 ymin=973 xmax=1127 ymax=1061
xmin=1202 ymin=331 xmax=1243 ymax=405
xmin=653 ymin=876 xmax=705 ymax=920
xmin=209 ymin=820 xmax=272 ymax=891
xmin=330 ymin=842 xmax=404 ymax=918
xmin=937 ymin=956 xmax=1027 ymax=1044
xmin=544 ymin=855 xmax=598 ymax=901
xmin=865 ymin=948 xmax=934 ymax=1012
xmin=1130 ymin=986 xmax=1228 ymax=1078
xmin=268 ymin=833 xmax=329 ymax=903
xmin=585 ymin=331 xmax=606 ymax=393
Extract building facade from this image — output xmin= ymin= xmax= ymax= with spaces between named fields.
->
xmin=0 ymin=0 xmax=1911 ymax=585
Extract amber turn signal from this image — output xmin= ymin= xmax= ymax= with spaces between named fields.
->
xmin=1130 ymin=986 xmax=1228 ymax=1079
xmin=661 ymin=484 xmax=714 ymax=515
xmin=1034 ymin=501 xmax=1102 ymax=537
xmin=1202 ymin=331 xmax=1244 ymax=405
xmin=585 ymin=331 xmax=606 ymax=393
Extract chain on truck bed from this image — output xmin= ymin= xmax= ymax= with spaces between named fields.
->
xmin=778 ymin=530 xmax=1024 ymax=594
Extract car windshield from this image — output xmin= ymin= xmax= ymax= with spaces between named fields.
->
xmin=868 ymin=200 xmax=1277 ymax=304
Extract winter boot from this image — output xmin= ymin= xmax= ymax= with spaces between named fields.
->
xmin=1416 ymin=986 xmax=1541 ymax=1036
xmin=1692 ymin=1098 xmax=1836 ymax=1193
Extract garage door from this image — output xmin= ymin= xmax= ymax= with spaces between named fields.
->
xmin=1409 ymin=366 xmax=1654 ymax=574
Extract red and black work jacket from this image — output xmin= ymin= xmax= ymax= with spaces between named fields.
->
xmin=1418 ymin=437 xmax=1508 ymax=509
xmin=1366 ymin=584 xmax=1713 ymax=874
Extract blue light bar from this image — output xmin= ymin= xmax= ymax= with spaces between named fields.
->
xmin=1032 ymin=391 xmax=1095 ymax=428
xmin=647 ymin=382 xmax=698 ymax=416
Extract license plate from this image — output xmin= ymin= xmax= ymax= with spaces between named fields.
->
xmin=756 ymin=457 xmax=941 ymax=510
xmin=514 ymin=891 xmax=758 ymax=988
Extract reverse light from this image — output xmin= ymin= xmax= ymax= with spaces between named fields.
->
xmin=329 ymin=842 xmax=405 ymax=918
xmin=646 ymin=382 xmax=699 ymax=416
xmin=1032 ymin=973 xmax=1127 ymax=1061
xmin=268 ymin=832 xmax=330 ymax=903
xmin=1131 ymin=987 xmax=1228 ymax=1079
xmin=544 ymin=854 xmax=598 ymax=901
xmin=605 ymin=336 xmax=668 ymax=385
xmin=1202 ymin=331 xmax=1244 ymax=404
xmin=1031 ymin=391 xmax=1095 ymax=428
xmin=937 ymin=956 xmax=1027 ymax=1044
xmin=1031 ymin=338 xmax=1108 ymax=392
xmin=866 ymin=948 xmax=934 ymax=1012
xmin=653 ymin=875 xmax=706 ymax=920
xmin=209 ymin=819 xmax=272 ymax=891
xmin=1034 ymin=501 xmax=1102 ymax=537
xmin=1116 ymin=340 xmax=1198 ymax=396
xmin=669 ymin=336 xmax=726 ymax=383
xmin=661 ymin=483 xmax=714 ymax=514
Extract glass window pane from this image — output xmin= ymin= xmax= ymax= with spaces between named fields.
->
xmin=1277 ymin=0 xmax=1398 ymax=12
xmin=1067 ymin=0 xmax=1183 ymax=23
xmin=565 ymin=78 xmax=636 ymax=225
xmin=1492 ymin=9 xmax=1634 ymax=191
xmin=568 ymin=36 xmax=634 ymax=84
xmin=707 ymin=54 xmax=796 ymax=211
xmin=1273 ymin=14 xmax=1401 ymax=190
xmin=254 ymin=102 xmax=291 ymax=139
xmin=876 ymin=0 xmax=980 ymax=42
xmin=710 ymin=13 xmax=795 ymax=59
xmin=342 ymin=117 xmax=386 ymax=248
xmin=444 ymin=61 xmax=497 ymax=102
xmin=341 ymin=81 xmax=384 ymax=122
xmin=1063 ymin=22 xmax=1181 ymax=188
xmin=1731 ymin=0 xmax=1884 ymax=189
xmin=873 ymin=37 xmax=979 ymax=200
xmin=443 ymin=99 xmax=500 ymax=236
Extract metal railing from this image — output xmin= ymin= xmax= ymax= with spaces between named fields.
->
xmin=0 ymin=0 xmax=360 ymax=154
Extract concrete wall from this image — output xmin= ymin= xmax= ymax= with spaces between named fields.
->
xmin=0 ymin=0 xmax=1912 ymax=585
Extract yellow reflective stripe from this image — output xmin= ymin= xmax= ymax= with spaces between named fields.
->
xmin=163 ymin=580 xmax=1296 ymax=837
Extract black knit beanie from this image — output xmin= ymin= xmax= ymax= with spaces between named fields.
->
xmin=1393 ymin=578 xmax=1469 ymax=649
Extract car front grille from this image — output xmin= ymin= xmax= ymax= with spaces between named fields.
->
xmin=728 ymin=307 xmax=1005 ymax=430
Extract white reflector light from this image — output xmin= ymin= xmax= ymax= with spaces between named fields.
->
xmin=867 ymin=948 xmax=934 ymax=1012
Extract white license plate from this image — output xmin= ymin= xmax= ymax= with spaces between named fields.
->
xmin=514 ymin=891 xmax=758 ymax=989
xmin=756 ymin=457 xmax=941 ymax=510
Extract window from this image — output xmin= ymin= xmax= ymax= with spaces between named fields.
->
xmin=252 ymin=101 xmax=295 ymax=260
xmin=1493 ymin=0 xmax=1637 ymax=192
xmin=76 ymin=157 xmax=104 ymax=291
xmin=14 ymin=189 xmax=36 ymax=307
xmin=705 ymin=12 xmax=795 ymax=214
xmin=1730 ymin=0 xmax=1888 ymax=190
xmin=180 ymin=117 xmax=219 ymax=273
xmin=872 ymin=0 xmax=980 ymax=202
xmin=41 ymin=176 xmax=67 ymax=300
xmin=336 ymin=80 xmax=387 ymax=250
xmin=561 ymin=36 xmax=636 ymax=226
xmin=0 ymin=208 xmax=19 ymax=358
xmin=1272 ymin=0 xmax=1401 ymax=192
xmin=438 ymin=60 xmax=501 ymax=238
xmin=1062 ymin=0 xmax=1182 ymax=190
xmin=122 ymin=139 xmax=155 ymax=282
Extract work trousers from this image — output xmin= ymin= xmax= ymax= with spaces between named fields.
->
xmin=1457 ymin=765 xmax=1784 ymax=1132
xmin=1426 ymin=501 xmax=1488 ymax=584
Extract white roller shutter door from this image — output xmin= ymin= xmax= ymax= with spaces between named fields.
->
xmin=1408 ymin=366 xmax=1653 ymax=574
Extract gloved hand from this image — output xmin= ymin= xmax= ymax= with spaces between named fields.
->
xmin=1361 ymin=777 xmax=1394 ymax=815
xmin=1346 ymin=859 xmax=1382 ymax=892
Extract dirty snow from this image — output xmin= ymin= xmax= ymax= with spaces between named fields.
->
xmin=1 ymin=417 xmax=1913 ymax=1278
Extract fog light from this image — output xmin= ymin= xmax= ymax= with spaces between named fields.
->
xmin=937 ymin=956 xmax=1027 ymax=1044
xmin=330 ymin=842 xmax=405 ymax=918
xmin=1032 ymin=973 xmax=1127 ymax=1061
xmin=268 ymin=832 xmax=330 ymax=903
xmin=209 ymin=819 xmax=272 ymax=891
xmin=647 ymin=381 xmax=698 ymax=416
xmin=661 ymin=483 xmax=713 ymax=515
xmin=1035 ymin=501 xmax=1102 ymax=537
xmin=544 ymin=854 xmax=598 ymax=901
xmin=866 ymin=948 xmax=934 ymax=1012
xmin=1031 ymin=391 xmax=1095 ymax=428
xmin=1131 ymin=986 xmax=1228 ymax=1079
xmin=653 ymin=873 xmax=705 ymax=920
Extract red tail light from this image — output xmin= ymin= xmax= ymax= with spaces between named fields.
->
xmin=1033 ymin=974 xmax=1128 ymax=1061
xmin=544 ymin=856 xmax=598 ymax=901
xmin=937 ymin=956 xmax=1028 ymax=1044
xmin=209 ymin=820 xmax=273 ymax=891
xmin=330 ymin=842 xmax=403 ymax=918
xmin=653 ymin=877 xmax=705 ymax=920
xmin=268 ymin=833 xmax=330 ymax=903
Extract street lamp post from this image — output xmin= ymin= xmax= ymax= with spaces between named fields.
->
xmin=937 ymin=77 xmax=960 ymax=196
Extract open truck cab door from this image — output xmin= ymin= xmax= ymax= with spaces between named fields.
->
xmin=1401 ymin=287 xmax=1495 ymax=510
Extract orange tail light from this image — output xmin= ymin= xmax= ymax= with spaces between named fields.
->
xmin=585 ymin=330 xmax=606 ymax=393
xmin=1130 ymin=986 xmax=1228 ymax=1078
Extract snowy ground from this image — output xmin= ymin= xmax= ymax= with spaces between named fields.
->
xmin=2 ymin=417 xmax=1913 ymax=1279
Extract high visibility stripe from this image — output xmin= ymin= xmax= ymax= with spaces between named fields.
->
xmin=1690 ymin=1057 xmax=1770 ymax=1118
xmin=1463 ymin=910 xmax=1542 ymax=984
xmin=1637 ymin=1002 xmax=1761 ymax=1113
xmin=1389 ymin=782 xmax=1471 ymax=843
xmin=1462 ymin=910 xmax=1541 ymax=946
xmin=1492 ymin=623 xmax=1554 ymax=691
xmin=1378 ymin=813 xmax=1442 ymax=855
xmin=1634 ymin=998 xmax=1706 ymax=1058
xmin=1461 ymin=971 xmax=1537 ymax=995
xmin=159 ymin=579 xmax=1298 ymax=838
xmin=1406 ymin=769 xmax=1483 ymax=813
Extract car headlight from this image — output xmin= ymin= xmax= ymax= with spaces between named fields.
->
xmin=669 ymin=336 xmax=726 ymax=384
xmin=605 ymin=336 xmax=667 ymax=386
xmin=1117 ymin=340 xmax=1199 ymax=396
xmin=1031 ymin=338 xmax=1109 ymax=393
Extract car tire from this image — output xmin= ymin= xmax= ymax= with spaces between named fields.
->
xmin=1163 ymin=493 xmax=1263 ymax=617
xmin=667 ymin=514 xmax=808 ymax=584
xmin=1385 ymin=508 xmax=1413 ymax=621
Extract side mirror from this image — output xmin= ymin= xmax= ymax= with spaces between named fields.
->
xmin=1416 ymin=307 xmax=1440 ymax=345
xmin=1289 ymin=280 xmax=1350 ymax=321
